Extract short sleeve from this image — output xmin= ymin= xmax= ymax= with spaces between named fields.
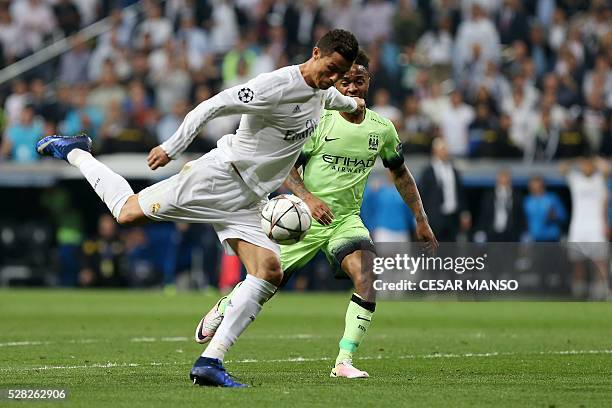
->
xmin=380 ymin=120 xmax=404 ymax=170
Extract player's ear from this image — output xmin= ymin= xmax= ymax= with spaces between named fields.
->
xmin=312 ymin=47 xmax=320 ymax=60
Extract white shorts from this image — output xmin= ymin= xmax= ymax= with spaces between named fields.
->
xmin=137 ymin=149 xmax=280 ymax=256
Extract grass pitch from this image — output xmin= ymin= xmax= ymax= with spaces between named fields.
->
xmin=1 ymin=290 xmax=611 ymax=407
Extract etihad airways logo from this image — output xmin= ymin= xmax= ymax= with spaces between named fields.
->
xmin=284 ymin=119 xmax=318 ymax=141
xmin=323 ymin=154 xmax=375 ymax=174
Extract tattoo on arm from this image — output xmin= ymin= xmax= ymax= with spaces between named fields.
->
xmin=392 ymin=165 xmax=427 ymax=223
xmin=283 ymin=167 xmax=312 ymax=199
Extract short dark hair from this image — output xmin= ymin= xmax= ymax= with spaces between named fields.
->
xmin=354 ymin=49 xmax=370 ymax=70
xmin=316 ymin=29 xmax=359 ymax=63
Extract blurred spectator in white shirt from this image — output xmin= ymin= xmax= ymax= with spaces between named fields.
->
xmin=421 ymin=81 xmax=451 ymax=126
xmin=440 ymin=89 xmax=475 ymax=156
xmin=4 ymin=79 xmax=30 ymax=126
xmin=136 ymin=2 xmax=172 ymax=49
xmin=0 ymin=7 xmax=26 ymax=63
xmin=454 ymin=3 xmax=500 ymax=76
xmin=88 ymin=28 xmax=131 ymax=81
xmin=415 ymin=14 xmax=453 ymax=68
xmin=354 ymin=0 xmax=395 ymax=45
xmin=371 ymin=88 xmax=402 ymax=130
xmin=10 ymin=0 xmax=56 ymax=52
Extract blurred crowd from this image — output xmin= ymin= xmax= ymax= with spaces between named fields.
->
xmin=0 ymin=0 xmax=611 ymax=162
xmin=0 ymin=0 xmax=610 ymax=297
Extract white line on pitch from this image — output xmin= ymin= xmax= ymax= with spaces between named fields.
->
xmin=1 ymin=349 xmax=611 ymax=372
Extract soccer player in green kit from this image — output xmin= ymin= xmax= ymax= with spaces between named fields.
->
xmin=195 ymin=50 xmax=438 ymax=378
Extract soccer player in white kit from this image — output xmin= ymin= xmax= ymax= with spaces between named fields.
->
xmin=36 ymin=29 xmax=365 ymax=387
xmin=560 ymin=156 xmax=609 ymax=300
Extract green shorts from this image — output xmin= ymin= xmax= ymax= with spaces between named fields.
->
xmin=279 ymin=214 xmax=375 ymax=284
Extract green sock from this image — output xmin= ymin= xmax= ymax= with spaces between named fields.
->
xmin=217 ymin=281 xmax=242 ymax=314
xmin=336 ymin=293 xmax=376 ymax=365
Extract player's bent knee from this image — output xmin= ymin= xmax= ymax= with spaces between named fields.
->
xmin=257 ymin=256 xmax=283 ymax=286
xmin=117 ymin=195 xmax=147 ymax=226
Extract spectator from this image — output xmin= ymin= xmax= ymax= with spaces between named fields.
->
xmin=528 ymin=23 xmax=554 ymax=80
xmin=0 ymin=7 xmax=26 ymax=64
xmin=496 ymin=0 xmax=529 ymax=45
xmin=53 ymin=0 xmax=82 ymax=37
xmin=415 ymin=14 xmax=453 ymax=70
xmin=475 ymin=169 xmax=525 ymax=242
xmin=440 ymin=89 xmax=475 ymax=156
xmin=419 ymin=138 xmax=471 ymax=241
xmin=136 ymin=2 xmax=172 ymax=49
xmin=221 ymin=37 xmax=257 ymax=87
xmin=556 ymin=114 xmax=590 ymax=158
xmin=4 ymin=79 xmax=29 ymax=126
xmin=10 ymin=0 xmax=56 ymax=53
xmin=0 ymin=104 xmax=44 ymax=163
xmin=157 ymin=99 xmax=189 ymax=144
xmin=61 ymin=86 xmax=104 ymax=140
xmin=176 ymin=13 xmax=211 ymax=71
xmin=523 ymin=175 xmax=567 ymax=242
xmin=88 ymin=61 xmax=127 ymax=113
xmin=58 ymin=36 xmax=92 ymax=85
xmin=401 ymin=94 xmax=433 ymax=154
xmin=393 ymin=0 xmax=423 ymax=47
xmin=454 ymin=3 xmax=500 ymax=78
xmin=354 ymin=0 xmax=395 ymax=46
xmin=560 ymin=156 xmax=609 ymax=300
xmin=525 ymin=108 xmax=560 ymax=162
xmin=88 ymin=28 xmax=131 ymax=81
xmin=371 ymin=88 xmax=402 ymax=130
xmin=79 ymin=214 xmax=126 ymax=287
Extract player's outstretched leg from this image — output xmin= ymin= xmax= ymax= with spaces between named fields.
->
xmin=37 ymin=134 xmax=144 ymax=225
xmin=331 ymin=249 xmax=376 ymax=379
xmin=190 ymin=240 xmax=281 ymax=387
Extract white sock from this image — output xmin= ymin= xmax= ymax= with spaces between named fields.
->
xmin=202 ymin=274 xmax=277 ymax=361
xmin=67 ymin=149 xmax=134 ymax=220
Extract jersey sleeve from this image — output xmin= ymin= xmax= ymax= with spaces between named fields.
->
xmin=323 ymin=86 xmax=358 ymax=112
xmin=161 ymin=72 xmax=285 ymax=158
xmin=379 ymin=119 xmax=404 ymax=170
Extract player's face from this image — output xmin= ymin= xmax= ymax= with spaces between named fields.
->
xmin=313 ymin=49 xmax=353 ymax=89
xmin=336 ymin=65 xmax=370 ymax=99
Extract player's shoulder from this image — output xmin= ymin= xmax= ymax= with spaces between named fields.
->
xmin=247 ymin=66 xmax=296 ymax=96
xmin=366 ymin=109 xmax=395 ymax=131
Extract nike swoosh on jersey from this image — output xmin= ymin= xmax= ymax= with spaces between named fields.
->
xmin=324 ymin=136 xmax=339 ymax=142
xmin=356 ymin=315 xmax=371 ymax=322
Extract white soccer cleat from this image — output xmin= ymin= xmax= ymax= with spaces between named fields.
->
xmin=194 ymin=297 xmax=226 ymax=344
xmin=330 ymin=360 xmax=369 ymax=378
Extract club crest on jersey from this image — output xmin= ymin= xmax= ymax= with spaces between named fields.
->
xmin=238 ymin=87 xmax=254 ymax=103
xmin=368 ymin=133 xmax=379 ymax=151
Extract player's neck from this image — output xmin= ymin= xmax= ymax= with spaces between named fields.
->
xmin=340 ymin=109 xmax=365 ymax=124
xmin=299 ymin=61 xmax=317 ymax=88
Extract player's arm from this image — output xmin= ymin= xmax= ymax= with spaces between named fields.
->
xmin=283 ymin=155 xmax=334 ymax=225
xmin=148 ymin=75 xmax=283 ymax=170
xmin=323 ymin=86 xmax=365 ymax=114
xmin=380 ymin=120 xmax=437 ymax=250
xmin=390 ymin=164 xmax=438 ymax=251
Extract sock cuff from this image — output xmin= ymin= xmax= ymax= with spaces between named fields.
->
xmin=339 ymin=338 xmax=359 ymax=352
xmin=351 ymin=293 xmax=376 ymax=313
xmin=245 ymin=274 xmax=277 ymax=296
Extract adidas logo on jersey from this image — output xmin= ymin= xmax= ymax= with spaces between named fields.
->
xmin=292 ymin=105 xmax=301 ymax=114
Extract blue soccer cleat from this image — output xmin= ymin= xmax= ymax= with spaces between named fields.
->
xmin=36 ymin=134 xmax=92 ymax=161
xmin=189 ymin=357 xmax=246 ymax=388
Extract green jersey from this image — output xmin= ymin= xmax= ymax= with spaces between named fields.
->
xmin=301 ymin=108 xmax=404 ymax=219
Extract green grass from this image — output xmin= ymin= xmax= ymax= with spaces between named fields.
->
xmin=1 ymin=290 xmax=611 ymax=407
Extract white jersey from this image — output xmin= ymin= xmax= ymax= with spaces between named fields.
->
xmin=567 ymin=171 xmax=608 ymax=242
xmin=161 ymin=65 xmax=357 ymax=196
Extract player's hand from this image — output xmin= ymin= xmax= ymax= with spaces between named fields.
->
xmin=147 ymin=146 xmax=171 ymax=170
xmin=352 ymin=97 xmax=365 ymax=113
xmin=415 ymin=220 xmax=438 ymax=254
xmin=303 ymin=194 xmax=334 ymax=225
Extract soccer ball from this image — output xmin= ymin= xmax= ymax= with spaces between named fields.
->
xmin=261 ymin=194 xmax=312 ymax=245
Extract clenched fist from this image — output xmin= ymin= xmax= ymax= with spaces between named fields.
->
xmin=147 ymin=146 xmax=171 ymax=170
